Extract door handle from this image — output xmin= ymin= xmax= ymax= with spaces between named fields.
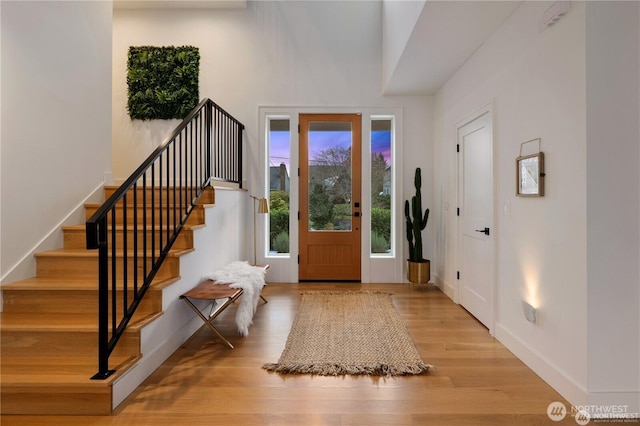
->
xmin=475 ymin=227 xmax=490 ymax=236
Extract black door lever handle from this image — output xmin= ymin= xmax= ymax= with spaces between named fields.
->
xmin=475 ymin=227 xmax=490 ymax=236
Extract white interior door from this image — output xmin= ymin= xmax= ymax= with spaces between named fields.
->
xmin=458 ymin=110 xmax=494 ymax=329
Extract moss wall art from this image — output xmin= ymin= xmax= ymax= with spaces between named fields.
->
xmin=127 ymin=46 xmax=200 ymax=120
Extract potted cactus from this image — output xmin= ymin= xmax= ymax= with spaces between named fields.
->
xmin=405 ymin=167 xmax=430 ymax=284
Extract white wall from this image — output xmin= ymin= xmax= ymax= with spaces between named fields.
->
xmin=433 ymin=1 xmax=589 ymax=405
xmin=585 ymin=1 xmax=639 ymax=412
xmin=112 ymin=1 xmax=432 ymax=282
xmin=113 ymin=187 xmax=246 ymax=408
xmin=1 ymin=1 xmax=113 ymax=283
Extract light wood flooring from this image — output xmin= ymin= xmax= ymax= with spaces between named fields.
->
xmin=2 ymin=283 xmax=577 ymax=425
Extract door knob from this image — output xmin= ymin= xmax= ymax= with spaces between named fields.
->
xmin=475 ymin=227 xmax=490 ymax=235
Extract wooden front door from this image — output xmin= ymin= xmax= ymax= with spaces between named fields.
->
xmin=299 ymin=113 xmax=362 ymax=281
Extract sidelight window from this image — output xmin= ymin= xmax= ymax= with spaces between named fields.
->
xmin=370 ymin=117 xmax=393 ymax=256
xmin=267 ymin=117 xmax=291 ymax=255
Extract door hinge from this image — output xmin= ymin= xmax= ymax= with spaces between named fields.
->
xmin=297 ymin=255 xmax=300 ymax=264
xmin=457 ymin=207 xmax=460 ymax=216
xmin=298 ymin=124 xmax=300 ymax=133
xmin=456 ymin=144 xmax=460 ymax=153
xmin=298 ymin=211 xmax=300 ymax=220
xmin=298 ymin=168 xmax=300 ymax=177
xmin=457 ymin=271 xmax=460 ymax=280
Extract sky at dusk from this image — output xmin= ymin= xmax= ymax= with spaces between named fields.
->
xmin=269 ymin=130 xmax=391 ymax=173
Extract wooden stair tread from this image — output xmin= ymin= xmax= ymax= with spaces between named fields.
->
xmin=2 ymin=276 xmax=179 ymax=290
xmin=1 ymin=356 xmax=139 ymax=385
xmin=62 ymin=224 xmax=201 ymax=231
xmin=84 ymin=202 xmax=209 ymax=208
xmin=34 ymin=248 xmax=195 ymax=262
xmin=1 ymin=354 xmax=133 ymax=366
xmin=2 ymin=373 xmax=114 ymax=386
xmin=2 ymin=356 xmax=140 ymax=376
xmin=2 ymin=373 xmax=115 ymax=386
xmin=35 ymin=247 xmax=194 ymax=257
xmin=0 ymin=312 xmax=162 ymax=331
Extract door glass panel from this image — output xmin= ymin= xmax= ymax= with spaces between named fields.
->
xmin=307 ymin=121 xmax=352 ymax=232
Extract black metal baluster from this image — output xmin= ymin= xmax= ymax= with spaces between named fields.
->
xmin=238 ymin=122 xmax=243 ymax=188
xmin=122 ymin=194 xmax=128 ymax=316
xmin=111 ymin=208 xmax=118 ymax=344
xmin=133 ymin=182 xmax=138 ymax=298
xmin=165 ymin=149 xmax=170 ymax=247
xmin=225 ymin=113 xmax=229 ymax=181
xmin=159 ymin=154 xmax=163 ymax=256
xmin=178 ymin=132 xmax=183 ymax=223
xmin=216 ymin=109 xmax=220 ymax=179
xmin=173 ymin=136 xmax=177 ymax=231
xmin=151 ymin=165 xmax=155 ymax=266
xmin=196 ymin=112 xmax=201 ymax=190
xmin=206 ymin=102 xmax=212 ymax=184
xmin=190 ymin=120 xmax=194 ymax=203
xmin=143 ymin=173 xmax=148 ymax=280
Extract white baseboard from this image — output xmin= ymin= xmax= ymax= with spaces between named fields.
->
xmin=434 ymin=273 xmax=455 ymax=301
xmin=495 ymin=322 xmax=588 ymax=407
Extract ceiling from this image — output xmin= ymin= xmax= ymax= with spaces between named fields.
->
xmin=384 ymin=1 xmax=522 ymax=95
xmin=112 ymin=0 xmax=521 ymax=96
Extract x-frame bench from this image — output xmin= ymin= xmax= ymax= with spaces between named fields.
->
xmin=180 ymin=265 xmax=269 ymax=349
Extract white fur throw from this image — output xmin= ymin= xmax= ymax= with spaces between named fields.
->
xmin=204 ymin=261 xmax=266 ymax=336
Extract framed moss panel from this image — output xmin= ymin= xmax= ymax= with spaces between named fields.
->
xmin=127 ymin=46 xmax=200 ymax=120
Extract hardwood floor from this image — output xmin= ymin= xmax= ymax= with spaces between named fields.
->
xmin=2 ymin=283 xmax=575 ymax=425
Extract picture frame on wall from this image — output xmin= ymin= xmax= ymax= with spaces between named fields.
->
xmin=516 ymin=152 xmax=545 ymax=197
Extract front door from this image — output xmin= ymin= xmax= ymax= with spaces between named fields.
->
xmin=458 ymin=110 xmax=494 ymax=329
xmin=299 ymin=113 xmax=362 ymax=281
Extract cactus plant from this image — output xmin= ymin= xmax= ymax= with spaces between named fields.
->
xmin=405 ymin=168 xmax=429 ymax=262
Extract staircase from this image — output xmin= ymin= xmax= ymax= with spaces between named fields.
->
xmin=0 ymin=185 xmax=215 ymax=415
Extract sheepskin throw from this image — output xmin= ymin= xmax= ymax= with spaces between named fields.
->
xmin=205 ymin=261 xmax=266 ymax=336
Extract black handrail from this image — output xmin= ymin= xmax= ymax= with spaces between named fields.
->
xmin=86 ymin=98 xmax=244 ymax=379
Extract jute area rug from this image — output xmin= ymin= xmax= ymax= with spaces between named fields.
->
xmin=262 ymin=291 xmax=432 ymax=376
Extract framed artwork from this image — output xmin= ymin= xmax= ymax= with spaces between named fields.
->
xmin=516 ymin=152 xmax=545 ymax=197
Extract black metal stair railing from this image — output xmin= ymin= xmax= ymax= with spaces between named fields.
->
xmin=86 ymin=98 xmax=244 ymax=379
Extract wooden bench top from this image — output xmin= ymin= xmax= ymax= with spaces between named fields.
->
xmin=180 ymin=281 xmax=242 ymax=301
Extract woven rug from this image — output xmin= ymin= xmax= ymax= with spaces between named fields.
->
xmin=262 ymin=291 xmax=432 ymax=376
